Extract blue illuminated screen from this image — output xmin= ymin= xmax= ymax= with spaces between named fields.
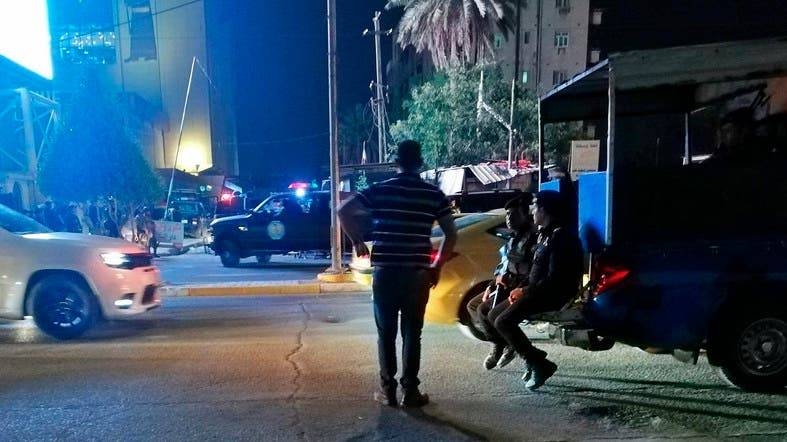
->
xmin=0 ymin=0 xmax=53 ymax=79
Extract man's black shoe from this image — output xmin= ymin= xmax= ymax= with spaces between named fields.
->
xmin=374 ymin=387 xmax=398 ymax=407
xmin=497 ymin=346 xmax=517 ymax=368
xmin=483 ymin=345 xmax=505 ymax=370
xmin=525 ymin=359 xmax=557 ymax=391
xmin=400 ymin=390 xmax=430 ymax=408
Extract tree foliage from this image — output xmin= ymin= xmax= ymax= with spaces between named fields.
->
xmin=386 ymin=0 xmax=516 ymax=70
xmin=338 ymin=103 xmax=375 ymax=164
xmin=39 ymin=70 xmax=162 ymax=206
xmin=390 ymin=67 xmax=582 ymax=169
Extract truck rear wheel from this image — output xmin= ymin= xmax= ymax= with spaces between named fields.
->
xmin=716 ymin=309 xmax=787 ymax=392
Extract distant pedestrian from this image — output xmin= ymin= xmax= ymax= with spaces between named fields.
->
xmin=86 ymin=200 xmax=101 ymax=234
xmin=63 ymin=204 xmax=83 ymax=233
xmin=339 ymin=140 xmax=457 ymax=408
xmin=104 ymin=198 xmax=120 ymax=238
xmin=42 ymin=201 xmax=64 ymax=231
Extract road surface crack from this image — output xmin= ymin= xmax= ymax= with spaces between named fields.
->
xmin=285 ymin=302 xmax=311 ymax=441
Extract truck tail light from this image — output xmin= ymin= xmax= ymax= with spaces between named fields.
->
xmin=591 ymin=261 xmax=630 ymax=297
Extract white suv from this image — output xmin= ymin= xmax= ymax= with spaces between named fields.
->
xmin=0 ymin=204 xmax=161 ymax=339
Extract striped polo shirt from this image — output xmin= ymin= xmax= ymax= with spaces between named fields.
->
xmin=357 ymin=172 xmax=452 ymax=268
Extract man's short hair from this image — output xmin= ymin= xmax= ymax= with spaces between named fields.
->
xmin=504 ymin=192 xmax=533 ymax=211
xmin=395 ymin=140 xmax=423 ymax=170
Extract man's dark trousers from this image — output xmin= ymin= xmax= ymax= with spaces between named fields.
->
xmin=372 ymin=267 xmax=430 ymax=392
xmin=467 ymin=289 xmax=508 ymax=344
xmin=488 ymin=295 xmax=561 ymax=362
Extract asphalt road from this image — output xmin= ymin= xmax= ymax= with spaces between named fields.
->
xmin=156 ymin=249 xmax=335 ymax=285
xmin=1 ymin=294 xmax=786 ymax=441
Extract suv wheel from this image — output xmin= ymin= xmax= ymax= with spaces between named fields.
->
xmin=219 ymin=241 xmax=241 ymax=267
xmin=31 ymin=275 xmax=98 ymax=340
xmin=256 ymin=254 xmax=272 ymax=264
xmin=716 ymin=309 xmax=787 ymax=392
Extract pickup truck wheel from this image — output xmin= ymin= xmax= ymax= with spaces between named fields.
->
xmin=219 ymin=241 xmax=241 ymax=267
xmin=31 ymin=275 xmax=97 ymax=340
xmin=457 ymin=282 xmax=491 ymax=342
xmin=716 ymin=310 xmax=787 ymax=392
xmin=256 ymin=254 xmax=272 ymax=264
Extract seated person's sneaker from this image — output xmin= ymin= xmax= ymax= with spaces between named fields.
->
xmin=525 ymin=359 xmax=557 ymax=391
xmin=497 ymin=346 xmax=517 ymax=368
xmin=483 ymin=345 xmax=505 ymax=370
xmin=374 ymin=386 xmax=398 ymax=407
xmin=400 ymin=389 xmax=430 ymax=408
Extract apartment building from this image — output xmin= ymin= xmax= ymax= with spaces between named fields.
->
xmin=495 ymin=0 xmax=589 ymax=95
xmin=388 ymin=0 xmax=590 ymax=119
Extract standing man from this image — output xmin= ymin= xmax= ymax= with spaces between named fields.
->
xmin=467 ymin=193 xmax=537 ymax=370
xmin=339 ymin=140 xmax=457 ymax=408
xmin=487 ymin=190 xmax=583 ymax=390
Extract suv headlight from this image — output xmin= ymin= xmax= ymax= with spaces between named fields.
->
xmin=101 ymin=252 xmax=132 ymax=268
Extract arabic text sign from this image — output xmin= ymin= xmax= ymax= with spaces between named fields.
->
xmin=570 ymin=140 xmax=601 ymax=179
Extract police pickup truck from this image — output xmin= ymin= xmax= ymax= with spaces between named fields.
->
xmin=208 ymin=190 xmax=331 ymax=266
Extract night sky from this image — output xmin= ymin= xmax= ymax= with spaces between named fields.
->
xmin=232 ymin=0 xmax=398 ymax=190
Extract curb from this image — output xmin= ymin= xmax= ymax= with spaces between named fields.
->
xmin=159 ymin=280 xmax=370 ymax=297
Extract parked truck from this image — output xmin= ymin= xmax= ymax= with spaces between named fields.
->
xmin=532 ymin=38 xmax=787 ymax=392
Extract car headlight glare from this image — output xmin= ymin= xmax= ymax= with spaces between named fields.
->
xmin=101 ymin=252 xmax=132 ymax=268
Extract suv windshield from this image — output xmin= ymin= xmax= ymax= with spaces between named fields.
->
xmin=0 ymin=204 xmax=51 ymax=235
xmin=431 ymin=213 xmax=493 ymax=237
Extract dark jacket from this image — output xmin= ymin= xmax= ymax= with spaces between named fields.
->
xmin=526 ymin=224 xmax=583 ymax=309
xmin=489 ymin=228 xmax=538 ymax=291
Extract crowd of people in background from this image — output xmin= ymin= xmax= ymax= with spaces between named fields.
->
xmin=32 ymin=198 xmax=122 ymax=237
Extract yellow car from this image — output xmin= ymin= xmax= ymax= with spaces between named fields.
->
xmin=350 ymin=210 xmax=508 ymax=338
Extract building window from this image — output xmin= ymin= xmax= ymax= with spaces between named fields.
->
xmin=552 ymin=70 xmax=567 ymax=86
xmin=523 ymin=31 xmax=530 ymax=45
xmin=522 ymin=71 xmax=529 ymax=84
xmin=556 ymin=0 xmax=570 ymax=12
xmin=554 ymin=32 xmax=569 ymax=48
xmin=590 ymin=49 xmax=601 ymax=63
xmin=494 ymin=33 xmax=504 ymax=50
xmin=592 ymin=9 xmax=604 ymax=25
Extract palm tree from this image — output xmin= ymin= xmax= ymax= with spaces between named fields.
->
xmin=386 ymin=0 xmax=516 ymax=70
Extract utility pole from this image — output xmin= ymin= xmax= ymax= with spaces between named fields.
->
xmin=326 ymin=0 xmax=342 ymax=273
xmin=477 ymin=71 xmax=516 ymax=169
xmin=364 ymin=11 xmax=391 ymax=163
